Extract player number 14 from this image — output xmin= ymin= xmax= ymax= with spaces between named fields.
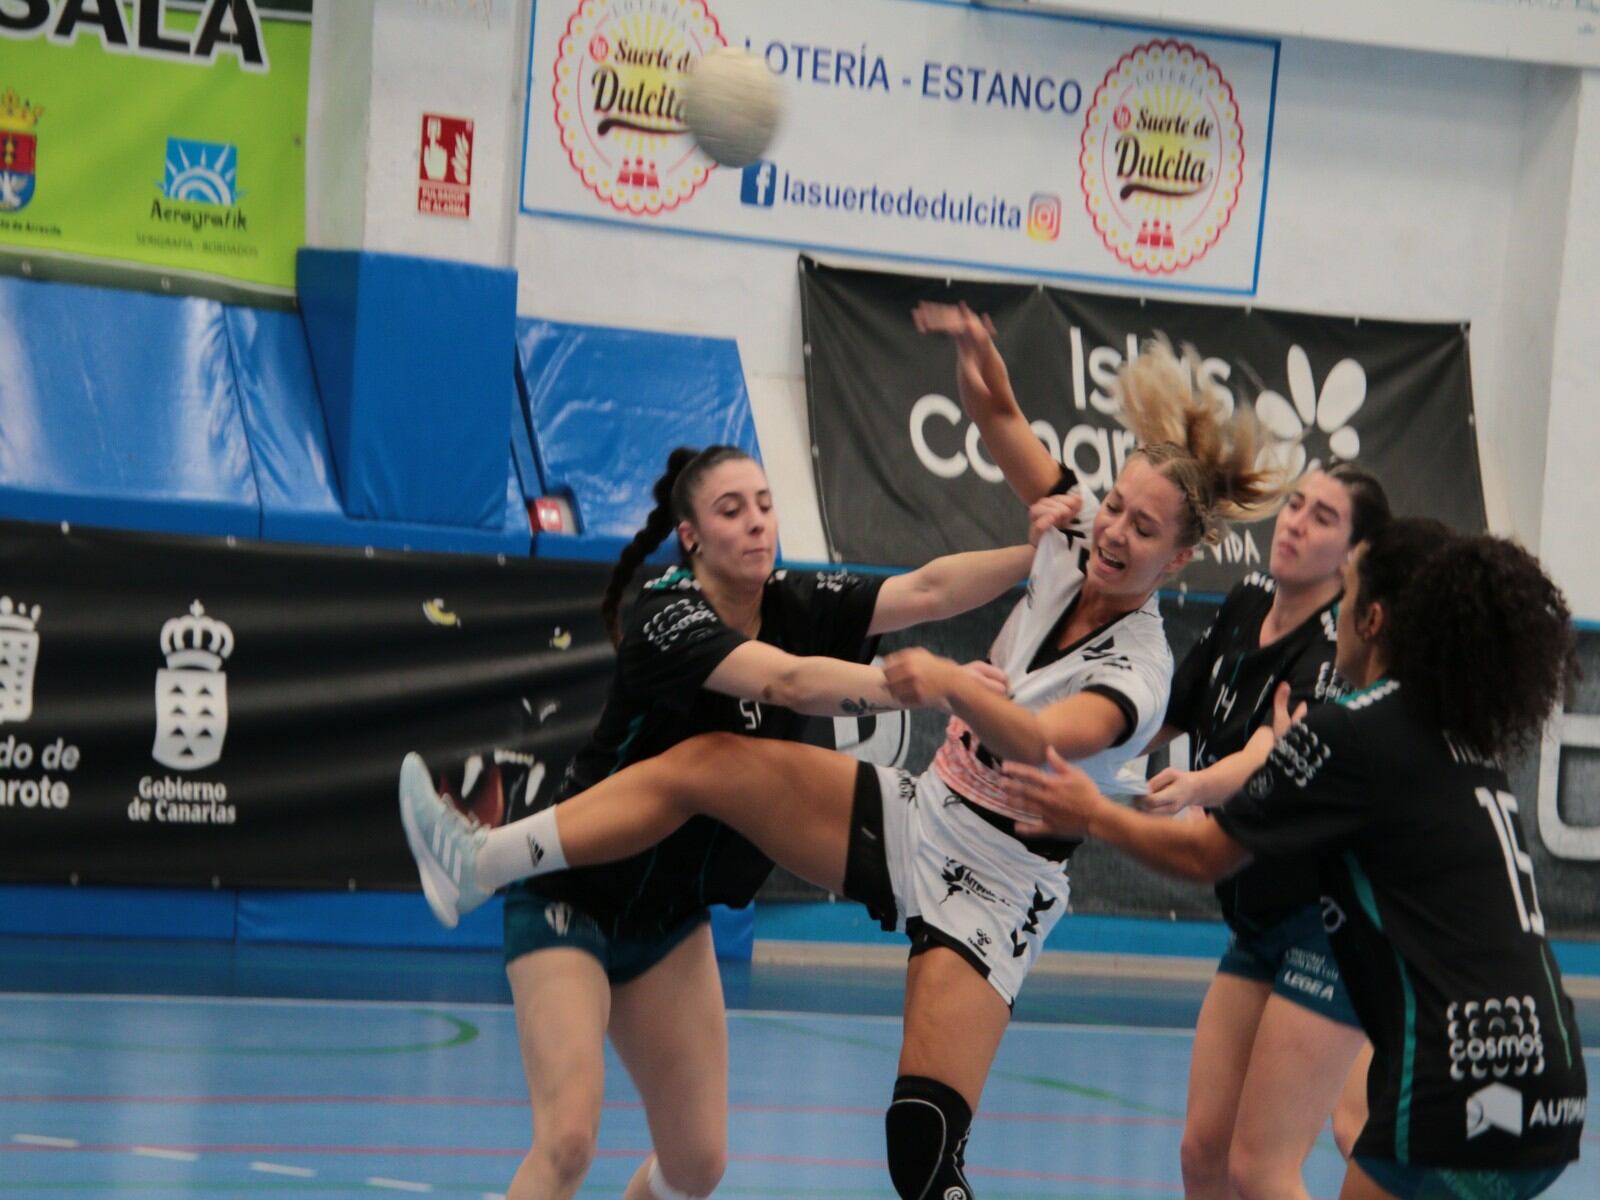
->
xmin=1475 ymin=787 xmax=1546 ymax=936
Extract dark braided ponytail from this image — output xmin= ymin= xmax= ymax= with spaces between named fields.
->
xmin=600 ymin=445 xmax=754 ymax=646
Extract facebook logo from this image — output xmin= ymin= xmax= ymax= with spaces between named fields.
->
xmin=740 ymin=160 xmax=776 ymax=207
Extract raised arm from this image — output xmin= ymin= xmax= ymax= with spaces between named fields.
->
xmin=913 ymin=301 xmax=1061 ymax=506
xmin=869 ymin=492 xmax=1082 ymax=635
xmin=869 ymin=545 xmax=1034 ymax=636
xmin=703 ymin=641 xmax=897 ymax=718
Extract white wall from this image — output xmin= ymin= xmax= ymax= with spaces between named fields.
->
xmin=305 ymin=0 xmax=377 ymax=250
xmin=308 ymin=0 xmax=524 ymax=268
xmin=1494 ymin=67 xmax=1579 ymax=553
xmin=1540 ymin=70 xmax=1600 ymax=621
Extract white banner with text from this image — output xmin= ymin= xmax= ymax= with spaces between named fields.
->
xmin=520 ymin=0 xmax=1279 ymax=295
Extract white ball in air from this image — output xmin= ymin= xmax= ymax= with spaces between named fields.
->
xmin=683 ymin=46 xmax=782 ymax=168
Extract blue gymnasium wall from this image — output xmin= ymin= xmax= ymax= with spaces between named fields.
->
xmin=0 ymin=257 xmax=764 ymax=954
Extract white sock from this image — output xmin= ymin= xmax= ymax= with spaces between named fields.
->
xmin=475 ymin=807 xmax=567 ymax=890
xmin=648 ymin=1157 xmax=711 ymax=1200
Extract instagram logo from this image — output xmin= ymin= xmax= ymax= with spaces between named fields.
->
xmin=1027 ymin=193 xmax=1061 ymax=242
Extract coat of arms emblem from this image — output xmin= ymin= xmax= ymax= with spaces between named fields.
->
xmin=0 ymin=88 xmax=40 ymax=213
xmin=0 ymin=596 xmax=41 ymax=725
xmin=152 ymin=601 xmax=234 ymax=771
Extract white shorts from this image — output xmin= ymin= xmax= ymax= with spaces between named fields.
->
xmin=843 ymin=764 xmax=1074 ymax=1006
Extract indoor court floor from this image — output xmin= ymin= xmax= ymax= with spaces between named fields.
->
xmin=2 ymin=938 xmax=1596 ymax=1199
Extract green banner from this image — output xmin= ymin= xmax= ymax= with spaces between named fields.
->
xmin=0 ymin=1 xmax=312 ymax=297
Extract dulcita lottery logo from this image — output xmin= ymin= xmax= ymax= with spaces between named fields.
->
xmin=1079 ymin=40 xmax=1244 ymax=275
xmin=552 ymin=0 xmax=727 ymax=216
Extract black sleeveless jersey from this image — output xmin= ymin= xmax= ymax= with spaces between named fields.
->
xmin=1217 ymin=684 xmax=1586 ymax=1169
xmin=519 ymin=565 xmax=883 ymax=937
xmin=1166 ymin=573 xmax=1343 ymax=931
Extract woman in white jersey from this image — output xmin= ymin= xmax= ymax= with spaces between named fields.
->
xmin=401 ymin=312 xmax=1288 ymax=1200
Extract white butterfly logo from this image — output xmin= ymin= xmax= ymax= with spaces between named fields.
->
xmin=1256 ymin=346 xmax=1366 ymax=479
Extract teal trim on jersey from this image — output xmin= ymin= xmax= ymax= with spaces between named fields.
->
xmin=1337 ymin=676 xmax=1394 ymax=707
xmin=1539 ymin=942 xmax=1575 ymax=1070
xmin=645 ymin=568 xmax=694 ymax=591
xmin=608 ymin=714 xmax=647 ymax=777
xmin=1345 ymin=850 xmax=1417 ymax=1164
xmin=1344 ymin=851 xmax=1383 ymax=928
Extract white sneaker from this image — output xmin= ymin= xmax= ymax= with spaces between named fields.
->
xmin=398 ymin=752 xmax=491 ymax=928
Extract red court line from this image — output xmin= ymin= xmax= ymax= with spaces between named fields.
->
xmin=0 ymin=1142 xmax=1183 ymax=1188
xmin=0 ymin=1094 xmax=1181 ymax=1126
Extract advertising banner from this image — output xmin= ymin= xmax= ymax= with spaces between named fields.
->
xmin=0 ymin=0 xmax=312 ymax=297
xmin=0 ymin=521 xmax=611 ymax=889
xmin=4 ymin=521 xmax=1590 ymax=930
xmin=800 ymin=257 xmax=1486 ymax=596
xmin=521 ymin=0 xmax=1279 ymax=294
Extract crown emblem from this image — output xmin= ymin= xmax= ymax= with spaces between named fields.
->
xmin=160 ymin=601 xmax=234 ymax=671
xmin=0 ymin=596 xmax=40 ymax=632
xmin=0 ymin=89 xmax=42 ymax=133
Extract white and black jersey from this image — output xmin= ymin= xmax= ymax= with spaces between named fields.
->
xmin=844 ymin=472 xmax=1173 ymax=1005
xmin=1167 ymin=573 xmax=1343 ymax=932
xmin=1215 ymin=684 xmax=1587 ymax=1170
xmin=934 ymin=475 xmax=1171 ymax=824
xmin=524 ymin=565 xmax=884 ymax=938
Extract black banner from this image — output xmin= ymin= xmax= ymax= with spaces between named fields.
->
xmin=0 ymin=521 xmax=613 ymax=889
xmin=800 ymin=257 xmax=1487 ymax=592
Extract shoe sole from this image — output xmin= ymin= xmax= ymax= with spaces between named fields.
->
xmin=398 ymin=752 xmax=461 ymax=929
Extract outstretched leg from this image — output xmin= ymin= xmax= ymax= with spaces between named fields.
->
xmin=550 ymin=733 xmax=860 ymax=892
xmin=403 ymin=734 xmax=862 ymax=927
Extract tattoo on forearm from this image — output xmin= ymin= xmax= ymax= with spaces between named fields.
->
xmin=841 ymin=697 xmax=893 ymax=716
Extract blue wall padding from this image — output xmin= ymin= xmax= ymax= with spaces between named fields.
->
xmin=236 ymin=891 xmax=506 ymax=950
xmin=0 ymin=277 xmax=260 ymax=538
xmin=515 ymin=318 xmax=762 ymax=560
xmin=225 ymin=305 xmax=349 ymax=545
xmin=509 ymin=374 xmax=543 ymax=502
xmin=298 ymin=250 xmax=516 ymax=529
xmin=225 ymin=303 xmax=530 ymax=554
xmin=709 ymin=904 xmax=755 ymax=961
xmin=0 ymin=884 xmax=238 ymax=940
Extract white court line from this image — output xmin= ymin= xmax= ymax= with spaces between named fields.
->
xmin=0 ymin=991 xmax=1200 ymax=1034
xmin=3 ymin=991 xmax=1597 ymax=1051
xmin=0 ymin=991 xmax=519 ymax=1015
xmin=251 ymin=1161 xmax=317 ymax=1177
xmin=366 ymin=1178 xmax=433 ymax=1193
xmin=13 ymin=1134 xmax=78 ymax=1147
xmin=133 ymin=1146 xmax=199 ymax=1161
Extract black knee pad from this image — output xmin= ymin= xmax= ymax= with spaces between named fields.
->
xmin=885 ymin=1074 xmax=975 ymax=1200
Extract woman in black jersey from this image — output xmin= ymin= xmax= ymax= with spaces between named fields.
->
xmin=1141 ymin=461 xmax=1390 ymax=1200
xmin=1004 ymin=518 xmax=1586 ymax=1200
xmin=401 ymin=445 xmax=1055 ymax=1200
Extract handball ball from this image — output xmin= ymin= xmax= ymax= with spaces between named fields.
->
xmin=683 ymin=46 xmax=782 ymax=168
